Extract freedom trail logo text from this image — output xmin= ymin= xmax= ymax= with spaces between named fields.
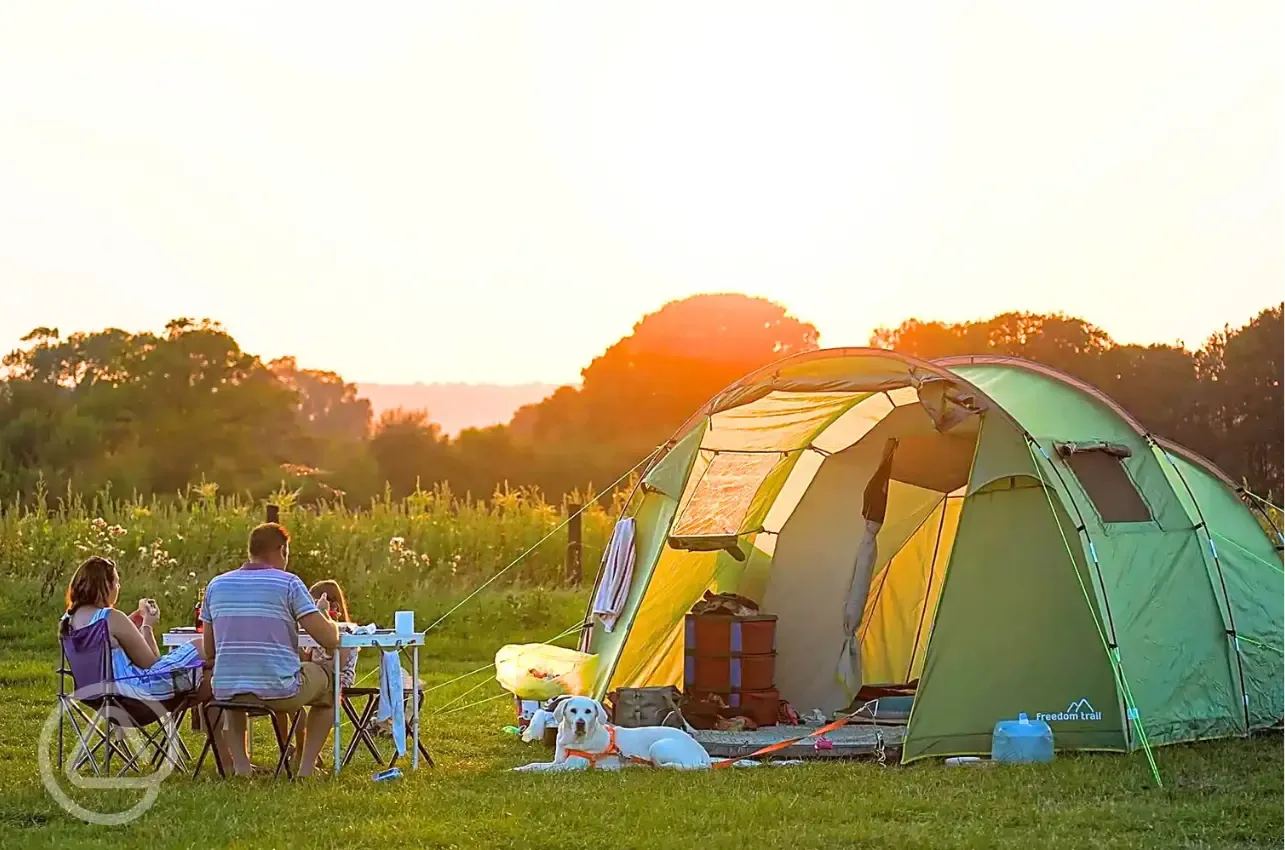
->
xmin=1037 ymin=698 xmax=1103 ymax=722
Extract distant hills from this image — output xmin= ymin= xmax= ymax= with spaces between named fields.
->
xmin=356 ymin=382 xmax=561 ymax=435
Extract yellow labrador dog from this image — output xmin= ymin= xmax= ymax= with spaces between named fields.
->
xmin=513 ymin=696 xmax=712 ymax=772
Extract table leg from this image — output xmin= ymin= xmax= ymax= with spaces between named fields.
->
xmin=333 ymin=651 xmax=341 ymax=776
xmin=412 ymin=646 xmax=420 ymax=770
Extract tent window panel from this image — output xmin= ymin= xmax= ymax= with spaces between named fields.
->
xmin=1065 ymin=452 xmax=1152 ymax=523
xmin=671 ymin=452 xmax=782 ymax=538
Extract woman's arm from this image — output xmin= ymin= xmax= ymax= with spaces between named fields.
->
xmin=107 ymin=609 xmax=161 ymax=669
xmin=139 ymin=599 xmax=160 ymax=654
xmin=140 ymin=618 xmax=160 ymax=655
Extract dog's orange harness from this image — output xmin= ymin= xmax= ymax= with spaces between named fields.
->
xmin=562 ymin=725 xmax=652 ymax=769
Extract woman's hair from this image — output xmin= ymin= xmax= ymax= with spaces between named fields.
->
xmin=61 ymin=557 xmax=118 ymax=636
xmin=310 ymin=579 xmax=349 ymax=622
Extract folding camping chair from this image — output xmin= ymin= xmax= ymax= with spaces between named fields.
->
xmin=338 ymin=685 xmax=434 ymax=769
xmin=192 ymin=699 xmax=303 ymax=779
xmin=57 ymin=617 xmax=193 ymax=776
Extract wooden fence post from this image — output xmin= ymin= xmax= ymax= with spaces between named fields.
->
xmin=566 ymin=504 xmax=582 ymax=584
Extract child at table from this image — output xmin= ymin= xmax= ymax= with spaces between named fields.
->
xmin=301 ymin=579 xmax=359 ymax=688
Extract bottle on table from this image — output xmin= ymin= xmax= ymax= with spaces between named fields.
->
xmin=194 ymin=586 xmax=205 ymax=633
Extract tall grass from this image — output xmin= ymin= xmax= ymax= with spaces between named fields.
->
xmin=2 ymin=479 xmax=620 ymax=630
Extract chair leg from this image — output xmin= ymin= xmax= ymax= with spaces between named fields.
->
xmin=65 ymin=705 xmax=105 ymax=775
xmin=165 ymin=709 xmax=191 ymax=770
xmin=71 ymin=734 xmax=106 ymax=774
xmin=412 ymin=690 xmax=433 ymax=767
xmin=152 ymin=733 xmax=171 ymax=769
xmin=342 ymin=695 xmax=384 ymax=768
xmin=171 ymin=707 xmax=194 ymax=761
xmin=103 ymin=710 xmax=112 ymax=775
xmin=137 ymin=715 xmax=184 ymax=773
xmin=113 ymin=724 xmax=146 ymax=775
xmin=194 ymin=705 xmax=225 ymax=778
xmin=97 ymin=706 xmax=134 ymax=775
xmin=417 ymin=738 xmax=435 ymax=768
xmin=57 ymin=697 xmax=65 ymax=770
xmin=273 ymin=711 xmax=303 ymax=780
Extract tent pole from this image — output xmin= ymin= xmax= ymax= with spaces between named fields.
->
xmin=1152 ymin=438 xmax=1253 ymax=735
xmin=853 ymin=499 xmax=943 ymax=648
xmin=903 ymin=497 xmax=951 ymax=684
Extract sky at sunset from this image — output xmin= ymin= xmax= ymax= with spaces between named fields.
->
xmin=0 ymin=2 xmax=1279 ymax=385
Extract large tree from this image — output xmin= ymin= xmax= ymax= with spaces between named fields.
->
xmin=502 ymin=293 xmax=817 ymax=493
xmin=1 ymin=319 xmax=303 ymax=496
xmin=368 ymin=408 xmax=454 ymax=498
xmin=514 ymin=293 xmax=817 ymax=444
xmin=1196 ymin=305 xmax=1283 ymax=499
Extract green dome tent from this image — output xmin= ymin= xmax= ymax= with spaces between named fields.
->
xmin=580 ymin=349 xmax=1283 ymax=769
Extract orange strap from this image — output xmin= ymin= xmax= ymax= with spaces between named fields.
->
xmin=564 ymin=725 xmax=652 ymax=768
xmin=710 ymin=714 xmax=857 ymax=769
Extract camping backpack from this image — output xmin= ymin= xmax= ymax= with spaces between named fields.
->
xmin=607 ymin=686 xmax=685 ymax=728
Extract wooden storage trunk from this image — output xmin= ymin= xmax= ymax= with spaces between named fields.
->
xmin=684 ymin=613 xmax=777 ymax=656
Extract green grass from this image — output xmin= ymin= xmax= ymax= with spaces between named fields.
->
xmin=0 ymin=584 xmax=1280 ymax=850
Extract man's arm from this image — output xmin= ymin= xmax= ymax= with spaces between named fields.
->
xmin=203 ymin=620 xmax=216 ymax=662
xmin=292 ymin=579 xmax=338 ymax=651
xmin=299 ymin=611 xmax=339 ymax=651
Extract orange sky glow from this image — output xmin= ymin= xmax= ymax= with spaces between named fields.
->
xmin=0 ymin=2 xmax=1279 ymax=384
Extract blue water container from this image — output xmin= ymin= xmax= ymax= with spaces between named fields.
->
xmin=991 ymin=713 xmax=1054 ymax=763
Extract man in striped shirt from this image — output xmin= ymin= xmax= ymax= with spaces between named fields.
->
xmin=202 ymin=522 xmax=339 ymax=777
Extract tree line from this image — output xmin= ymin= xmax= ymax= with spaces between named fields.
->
xmin=1 ymin=296 xmax=1280 ymax=507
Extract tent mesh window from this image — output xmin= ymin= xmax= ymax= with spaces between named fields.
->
xmin=671 ymin=452 xmax=780 ymax=538
xmin=1064 ymin=451 xmax=1152 ymax=523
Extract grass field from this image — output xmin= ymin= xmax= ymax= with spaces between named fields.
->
xmin=1 ymin=493 xmax=1281 ymax=849
xmin=1 ymin=576 xmax=1281 ymax=850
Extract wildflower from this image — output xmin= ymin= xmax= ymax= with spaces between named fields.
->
xmin=389 ymin=536 xmax=405 ymax=548
xmin=168 ymin=558 xmax=178 ymax=566
xmin=92 ymin=518 xmax=107 ymax=529
xmin=178 ymin=585 xmax=188 ymax=593
xmin=188 ymin=571 xmax=196 ymax=579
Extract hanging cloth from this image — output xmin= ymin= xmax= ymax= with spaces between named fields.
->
xmin=376 ymin=650 xmax=407 ymax=757
xmin=837 ymin=439 xmax=898 ymax=700
xmin=591 ymin=517 xmax=636 ymax=633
